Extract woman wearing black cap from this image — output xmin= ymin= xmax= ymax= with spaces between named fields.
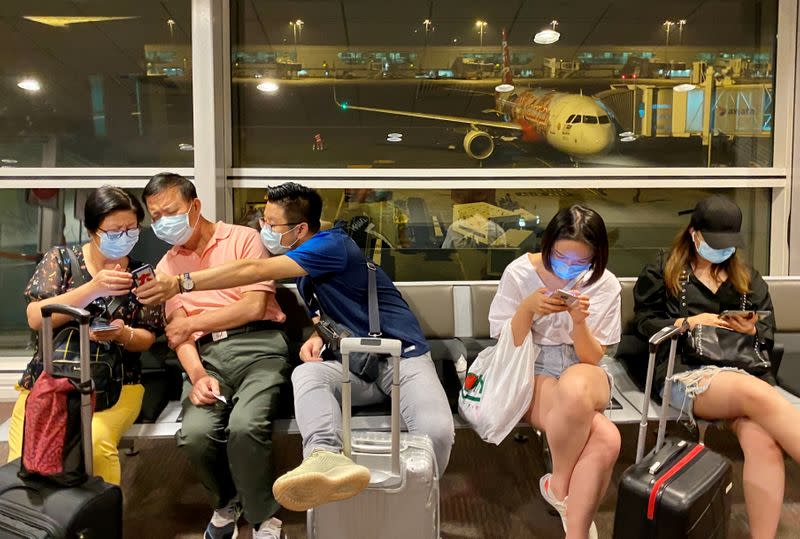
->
xmin=633 ymin=194 xmax=800 ymax=537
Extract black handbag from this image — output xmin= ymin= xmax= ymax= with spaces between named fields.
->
xmin=51 ymin=248 xmax=125 ymax=411
xmin=313 ymin=261 xmax=385 ymax=382
xmin=679 ymin=268 xmax=771 ymax=375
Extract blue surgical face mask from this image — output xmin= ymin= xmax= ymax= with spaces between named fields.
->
xmin=260 ymin=225 xmax=299 ymax=255
xmin=550 ymin=256 xmax=592 ymax=281
xmin=152 ymin=209 xmax=197 ymax=246
xmin=695 ymin=234 xmax=736 ymax=264
xmin=96 ymin=229 xmax=139 ymax=259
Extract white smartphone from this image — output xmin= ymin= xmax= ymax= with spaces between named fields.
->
xmin=552 ymin=289 xmax=580 ymax=305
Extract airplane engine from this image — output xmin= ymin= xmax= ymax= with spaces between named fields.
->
xmin=463 ymin=129 xmax=495 ymax=160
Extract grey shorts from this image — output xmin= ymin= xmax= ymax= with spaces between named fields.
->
xmin=535 ymin=344 xmax=615 ymax=409
xmin=661 ymin=365 xmax=748 ymax=425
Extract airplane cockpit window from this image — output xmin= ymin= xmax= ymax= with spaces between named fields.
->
xmin=566 ymin=114 xmax=576 ymax=123
xmin=583 ymin=115 xmax=599 ymax=124
xmin=570 ymin=115 xmax=582 ymax=124
xmin=598 ymin=115 xmax=611 ymax=124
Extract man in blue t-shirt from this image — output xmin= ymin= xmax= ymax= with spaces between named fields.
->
xmin=137 ymin=183 xmax=454 ymax=512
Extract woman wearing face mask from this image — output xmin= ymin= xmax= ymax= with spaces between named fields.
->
xmin=489 ymin=205 xmax=621 ymax=539
xmin=633 ymin=194 xmax=800 ymax=538
xmin=7 ymin=186 xmax=164 ymax=485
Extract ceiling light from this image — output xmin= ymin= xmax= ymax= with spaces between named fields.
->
xmin=23 ymin=16 xmax=138 ymax=28
xmin=620 ymin=136 xmax=637 ymax=142
xmin=533 ymin=29 xmax=560 ymax=45
xmin=178 ymin=143 xmax=194 ymax=151
xmin=618 ymin=131 xmax=634 ymax=138
xmin=1 ymin=158 xmax=18 ymax=165
xmin=388 ymin=133 xmax=403 ymax=138
xmin=17 ymin=78 xmax=41 ymax=92
xmin=673 ymin=83 xmax=697 ymax=92
xmin=495 ymin=83 xmax=514 ymax=93
xmin=257 ymin=81 xmax=279 ymax=93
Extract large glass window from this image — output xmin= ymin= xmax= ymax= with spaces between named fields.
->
xmin=0 ymin=1 xmax=192 ymax=167
xmin=233 ymin=187 xmax=771 ymax=280
xmin=232 ymin=0 xmax=777 ymax=168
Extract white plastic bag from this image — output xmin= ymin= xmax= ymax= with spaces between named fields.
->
xmin=458 ymin=319 xmax=537 ymax=445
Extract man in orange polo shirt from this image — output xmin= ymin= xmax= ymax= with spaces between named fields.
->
xmin=143 ymin=173 xmax=287 ymax=539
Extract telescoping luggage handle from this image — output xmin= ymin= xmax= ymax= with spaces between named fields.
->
xmin=340 ymin=337 xmax=403 ymax=477
xmin=635 ymin=321 xmax=690 ymax=464
xmin=39 ymin=304 xmax=94 ymax=477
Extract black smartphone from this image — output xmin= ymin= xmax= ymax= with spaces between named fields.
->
xmin=90 ymin=318 xmax=117 ymax=332
xmin=131 ymin=264 xmax=156 ymax=289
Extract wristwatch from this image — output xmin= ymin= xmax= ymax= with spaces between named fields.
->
xmin=180 ymin=272 xmax=195 ymax=293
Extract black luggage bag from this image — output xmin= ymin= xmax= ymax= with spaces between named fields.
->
xmin=0 ymin=305 xmax=122 ymax=538
xmin=613 ymin=323 xmax=733 ymax=539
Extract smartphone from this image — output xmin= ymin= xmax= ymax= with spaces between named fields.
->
xmin=552 ymin=289 xmax=580 ymax=305
xmin=90 ymin=319 xmax=117 ymax=332
xmin=719 ymin=310 xmax=771 ymax=319
xmin=131 ymin=264 xmax=156 ymax=288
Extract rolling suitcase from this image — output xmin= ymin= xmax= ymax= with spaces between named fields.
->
xmin=307 ymin=337 xmax=440 ymax=539
xmin=613 ymin=323 xmax=733 ymax=539
xmin=0 ymin=304 xmax=123 ymax=538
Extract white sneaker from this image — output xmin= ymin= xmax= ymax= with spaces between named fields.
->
xmin=253 ymin=518 xmax=282 ymax=539
xmin=539 ymin=474 xmax=597 ymax=539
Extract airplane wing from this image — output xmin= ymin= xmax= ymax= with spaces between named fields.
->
xmin=340 ymin=102 xmax=523 ymax=132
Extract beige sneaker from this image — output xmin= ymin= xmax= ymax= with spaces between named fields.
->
xmin=272 ymin=450 xmax=371 ymax=512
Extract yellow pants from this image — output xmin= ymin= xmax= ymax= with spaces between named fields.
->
xmin=7 ymin=384 xmax=144 ymax=485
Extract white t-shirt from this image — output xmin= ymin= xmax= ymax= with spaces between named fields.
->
xmin=488 ymin=254 xmax=622 ymax=346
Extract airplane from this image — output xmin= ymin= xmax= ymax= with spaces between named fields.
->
xmin=335 ymin=28 xmax=616 ymax=161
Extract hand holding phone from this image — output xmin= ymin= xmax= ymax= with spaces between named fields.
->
xmin=552 ymin=289 xmax=580 ymax=306
xmin=90 ymin=319 xmax=118 ymax=332
xmin=131 ymin=264 xmax=156 ymax=289
xmin=719 ymin=310 xmax=771 ymax=320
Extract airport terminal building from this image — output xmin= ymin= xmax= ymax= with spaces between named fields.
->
xmin=1 ymin=0 xmax=800 ymax=537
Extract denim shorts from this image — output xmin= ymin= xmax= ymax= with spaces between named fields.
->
xmin=660 ymin=365 xmax=747 ymax=425
xmin=535 ymin=344 xmax=615 ymax=406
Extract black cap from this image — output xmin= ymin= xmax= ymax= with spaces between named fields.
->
xmin=689 ymin=195 xmax=744 ymax=249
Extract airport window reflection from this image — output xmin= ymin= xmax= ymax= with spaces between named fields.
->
xmin=0 ymin=2 xmax=192 ymax=167
xmin=232 ymin=0 xmax=777 ymax=169
xmin=233 ymin=187 xmax=771 ymax=281
xmin=0 ymin=188 xmax=168 ymax=355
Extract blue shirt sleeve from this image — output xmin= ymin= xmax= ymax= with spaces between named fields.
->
xmin=286 ymin=230 xmax=348 ymax=278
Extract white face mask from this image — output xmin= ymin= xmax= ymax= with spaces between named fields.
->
xmin=152 ymin=205 xmax=198 ymax=246
xmin=260 ymin=225 xmax=299 ymax=255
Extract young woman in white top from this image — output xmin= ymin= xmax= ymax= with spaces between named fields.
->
xmin=489 ymin=205 xmax=621 ymax=539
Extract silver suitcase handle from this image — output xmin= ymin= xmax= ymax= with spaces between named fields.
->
xmin=340 ymin=337 xmax=403 ymax=476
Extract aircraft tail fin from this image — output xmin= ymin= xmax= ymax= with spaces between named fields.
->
xmin=501 ymin=28 xmax=513 ymax=85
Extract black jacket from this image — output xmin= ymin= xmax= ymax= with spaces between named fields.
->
xmin=630 ymin=262 xmax=775 ymax=397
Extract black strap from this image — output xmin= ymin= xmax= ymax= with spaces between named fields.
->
xmin=311 ymin=261 xmax=380 ymax=336
xmin=367 ymin=261 xmax=380 ymax=337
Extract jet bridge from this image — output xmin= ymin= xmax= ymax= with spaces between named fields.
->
xmin=597 ymin=68 xmax=773 ymax=144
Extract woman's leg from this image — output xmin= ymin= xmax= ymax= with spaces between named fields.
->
xmin=693 ymin=372 xmax=800 ymax=462
xmin=90 ymin=384 xmax=144 ymax=484
xmin=730 ymin=417 xmax=784 ymax=539
xmin=6 ymin=388 xmax=29 ymax=462
xmin=564 ymin=413 xmax=621 ymax=537
xmin=538 ymin=364 xmax=612 ymax=500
